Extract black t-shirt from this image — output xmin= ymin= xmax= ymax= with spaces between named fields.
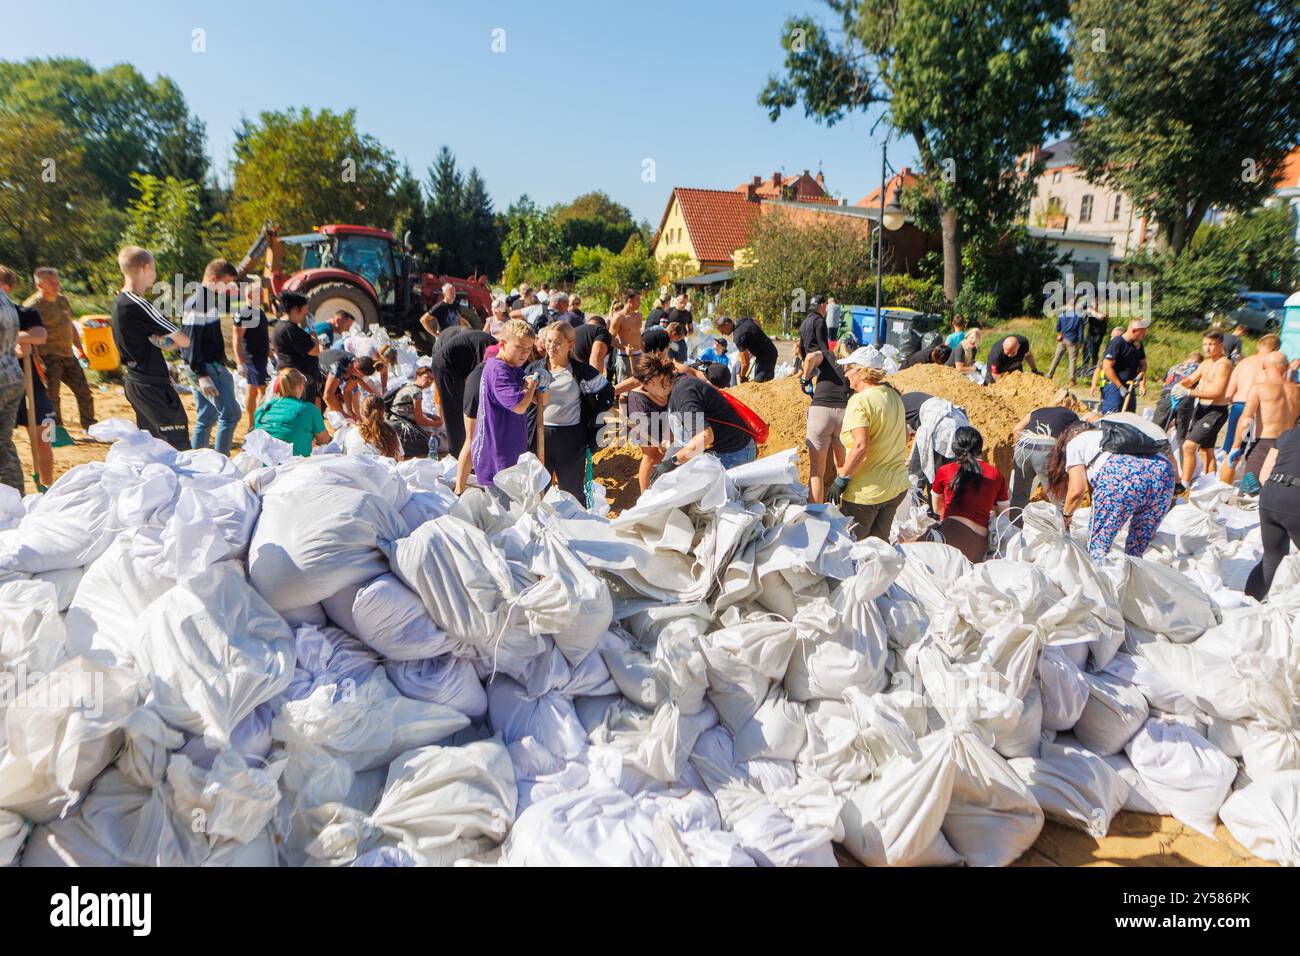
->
xmin=1222 ymin=333 xmax=1242 ymax=363
xmin=798 ymin=313 xmax=848 ymax=407
xmin=1025 ymin=406 xmax=1080 ymax=439
xmin=1272 ymin=425 xmax=1300 ymax=476
xmin=947 ymin=339 xmax=978 ymax=368
xmin=644 ymin=307 xmax=669 ymax=331
xmin=464 ymin=361 xmax=486 ymax=419
xmin=111 ymin=290 xmax=178 ymax=379
xmin=902 ymin=349 xmax=935 ymax=369
xmin=17 ymin=305 xmax=43 ymax=334
xmin=1103 ymin=336 xmax=1145 ymax=384
xmin=669 ymin=376 xmax=752 ymax=455
xmin=1086 ymin=314 xmax=1108 ymax=341
xmin=433 ymin=330 xmax=496 ymax=378
xmin=319 ymin=348 xmax=354 ymax=381
xmin=668 ymin=307 xmax=693 ymax=331
xmin=988 ymin=335 xmax=1031 ymax=377
xmin=574 ymin=323 xmax=612 ymax=365
xmin=733 ymin=318 xmax=777 ymax=367
xmin=271 ymin=320 xmax=319 ymax=379
xmin=901 ymin=391 xmax=934 ymax=432
xmin=429 ymin=301 xmax=460 ymax=331
xmin=234 ymin=306 xmax=270 ymax=361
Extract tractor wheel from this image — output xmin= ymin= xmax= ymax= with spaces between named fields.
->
xmin=305 ymin=282 xmax=379 ymax=331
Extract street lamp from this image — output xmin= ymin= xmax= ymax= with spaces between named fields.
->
xmin=873 ymin=139 xmax=906 ymax=344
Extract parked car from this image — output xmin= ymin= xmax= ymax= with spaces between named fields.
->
xmin=1206 ymin=291 xmax=1288 ymax=333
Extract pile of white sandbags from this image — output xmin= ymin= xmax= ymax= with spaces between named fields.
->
xmin=1 ymin=419 xmax=1298 ymax=867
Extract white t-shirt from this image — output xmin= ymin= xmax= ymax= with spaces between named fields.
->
xmin=341 ymin=427 xmax=383 ymax=458
xmin=1066 ymin=429 xmax=1109 ymax=481
xmin=541 ymin=366 xmax=581 ymax=427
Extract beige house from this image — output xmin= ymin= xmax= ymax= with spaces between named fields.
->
xmin=1028 ymin=138 xmax=1153 ymax=258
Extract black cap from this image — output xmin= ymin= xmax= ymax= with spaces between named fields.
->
xmin=809 ymin=295 xmax=826 ymax=308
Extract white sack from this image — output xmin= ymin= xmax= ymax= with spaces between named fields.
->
xmin=1009 ymin=741 xmax=1129 ymax=837
xmin=1124 ymin=717 xmax=1236 ymax=836
xmin=1072 ymin=671 xmax=1149 ymax=756
xmin=1218 ymin=772 xmax=1300 ymax=867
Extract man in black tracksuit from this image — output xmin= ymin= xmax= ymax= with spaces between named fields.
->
xmin=111 ymin=246 xmax=191 ymax=449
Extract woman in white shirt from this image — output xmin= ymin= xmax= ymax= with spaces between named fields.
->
xmin=1044 ymin=416 xmax=1177 ymax=561
xmin=342 ymin=394 xmax=403 ymax=460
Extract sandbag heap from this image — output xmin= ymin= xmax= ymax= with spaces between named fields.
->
xmin=1 ymin=419 xmax=1298 ymax=867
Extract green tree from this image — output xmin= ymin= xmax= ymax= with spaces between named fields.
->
xmin=461 ymin=167 xmax=503 ymax=278
xmin=1070 ymin=0 xmax=1300 ymax=256
xmin=391 ymin=164 xmax=431 ymax=263
xmin=226 ymin=108 xmax=400 ymax=258
xmin=0 ymin=58 xmax=210 ymax=211
xmin=500 ymin=195 xmax=565 ymax=276
xmin=720 ymin=208 xmax=877 ymax=327
xmin=121 ymin=172 xmax=224 ymax=283
xmin=760 ymin=0 xmax=1074 ymax=303
xmin=552 ymin=191 xmax=639 ymax=255
xmin=425 ymin=146 xmax=464 ymax=274
xmin=577 ymin=236 xmax=657 ymax=302
xmin=0 ymin=111 xmax=116 ymax=278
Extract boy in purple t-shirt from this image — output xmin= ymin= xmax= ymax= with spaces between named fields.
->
xmin=471 ymin=319 xmax=540 ymax=485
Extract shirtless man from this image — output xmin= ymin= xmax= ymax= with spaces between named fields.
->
xmin=1229 ymin=350 xmax=1300 ymax=492
xmin=1221 ymin=333 xmax=1280 ymax=452
xmin=608 ymin=290 xmax=644 ymax=383
xmin=1172 ymin=330 xmax=1233 ymax=485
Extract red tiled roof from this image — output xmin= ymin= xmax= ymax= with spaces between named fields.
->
xmin=665 ymin=188 xmax=763 ymax=264
xmin=1275 ymin=146 xmax=1300 ymax=190
xmin=857 ymin=168 xmax=922 ymax=208
xmin=736 ymin=170 xmax=832 ymax=203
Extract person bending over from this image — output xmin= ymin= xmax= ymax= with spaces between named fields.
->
xmin=929 ymin=426 xmax=1009 ymax=563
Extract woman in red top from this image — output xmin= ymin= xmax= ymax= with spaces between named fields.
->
xmin=930 ymin=426 xmax=1010 ymax=563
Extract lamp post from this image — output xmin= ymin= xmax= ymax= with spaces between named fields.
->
xmin=873 ymin=139 xmax=906 ymax=346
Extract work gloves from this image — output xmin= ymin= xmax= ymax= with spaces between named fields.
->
xmin=650 ymin=457 xmax=680 ymax=484
xmin=800 ymin=378 xmax=815 ymax=398
xmin=198 ymin=376 xmax=220 ymax=401
xmin=827 ymin=475 xmax=850 ymax=504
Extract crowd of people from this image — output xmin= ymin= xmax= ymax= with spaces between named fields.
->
xmin=2 ymin=247 xmax=1298 ymax=604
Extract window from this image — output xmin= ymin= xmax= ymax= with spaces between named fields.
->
xmin=1111 ymin=195 xmax=1122 ymax=221
xmin=336 ymin=235 xmax=395 ymax=306
xmin=1079 ymin=195 xmax=1094 ymax=222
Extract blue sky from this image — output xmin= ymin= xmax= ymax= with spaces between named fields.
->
xmin=1 ymin=0 xmax=918 ymax=224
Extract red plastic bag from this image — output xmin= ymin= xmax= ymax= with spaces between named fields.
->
xmin=711 ymin=391 xmax=769 ymax=445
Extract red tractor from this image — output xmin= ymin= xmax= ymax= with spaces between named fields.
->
xmin=238 ymin=223 xmax=493 ymax=349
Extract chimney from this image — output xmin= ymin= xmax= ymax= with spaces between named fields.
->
xmin=815 ymin=171 xmax=825 ymax=186
xmin=772 ymin=171 xmax=782 ymax=187
xmin=752 ymin=175 xmax=761 ymax=187
xmin=803 ymin=169 xmax=810 ymax=177
xmin=744 ymin=181 xmax=758 ymax=202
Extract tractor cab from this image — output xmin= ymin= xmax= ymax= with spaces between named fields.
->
xmin=279 ymin=226 xmax=422 ymax=332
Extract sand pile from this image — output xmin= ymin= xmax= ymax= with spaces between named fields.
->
xmin=592 ymin=441 xmax=643 ymax=515
xmin=728 ymin=375 xmax=829 ymax=487
xmin=887 ymin=364 xmax=1024 ymax=475
xmin=990 ymin=371 xmax=1075 ymax=414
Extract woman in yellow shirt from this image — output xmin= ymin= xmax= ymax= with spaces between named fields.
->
xmin=827 ymin=347 xmax=911 ymax=541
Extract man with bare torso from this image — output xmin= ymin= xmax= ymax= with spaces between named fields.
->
xmin=1229 ymin=350 xmax=1300 ymax=493
xmin=608 ymin=290 xmax=644 ymax=383
xmin=1172 ymin=330 xmax=1233 ymax=486
xmin=1221 ymin=333 xmax=1280 ymax=452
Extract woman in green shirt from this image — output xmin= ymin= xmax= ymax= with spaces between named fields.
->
xmin=253 ymin=368 xmax=329 ymax=456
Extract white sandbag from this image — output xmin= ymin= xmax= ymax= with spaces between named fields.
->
xmin=167 ymin=751 xmax=286 ymax=844
xmin=0 ymin=809 xmax=26 ymax=866
xmin=272 ymin=669 xmax=469 ymax=772
xmin=1072 ymin=671 xmax=1149 ymax=756
xmin=994 ymin=682 xmax=1044 ymax=759
xmin=1101 ymin=651 xmax=1198 ymax=717
xmin=1134 ymin=639 xmax=1252 ymax=723
xmin=1124 ymin=717 xmax=1236 ymax=837
xmin=0 ymin=579 xmax=67 ymax=677
xmin=733 ymin=688 xmax=807 ymax=763
xmin=320 ymin=582 xmax=362 ymax=636
xmin=486 ymin=676 xmax=588 ymax=775
xmin=931 ymin=561 xmax=1060 ymax=659
xmin=1009 ymin=741 xmax=1129 ymax=837
xmin=1152 ymin=502 xmax=1228 ymax=556
xmin=350 ymin=573 xmax=452 ymax=661
xmin=65 ymin=533 xmax=176 ymax=669
xmin=385 ymin=657 xmax=487 ymax=720
xmin=785 ymin=597 xmax=888 ymax=703
xmin=838 ymin=731 xmax=962 ymax=867
xmin=117 ymin=707 xmax=186 ymax=788
xmin=0 ymin=463 xmax=113 ymax=573
xmin=698 ymin=616 xmax=797 ymax=732
xmin=588 ymin=698 xmax=718 ymax=785
xmin=1121 ymin=557 xmax=1221 ymax=643
xmin=161 ymin=478 xmax=260 ymax=573
xmin=176 ymin=703 xmax=273 ymax=770
xmin=388 ymin=515 xmax=534 ymax=654
xmin=0 ymin=659 xmax=141 ymax=822
xmin=1038 ymin=645 xmax=1090 ymax=732
xmin=306 ymin=739 xmax=515 ymax=866
xmin=31 ymin=566 xmax=82 ymax=612
xmin=249 ymin=481 xmax=406 ymax=613
xmin=134 ymin=562 xmax=295 ymax=748
xmin=283 ymin=624 xmax=380 ymax=702
xmin=1218 ymin=772 xmax=1300 ymax=867
xmin=1100 ymin=751 xmax=1171 ymax=815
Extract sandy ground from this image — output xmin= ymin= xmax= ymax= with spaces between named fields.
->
xmin=12 ymin=377 xmax=1266 ymax=867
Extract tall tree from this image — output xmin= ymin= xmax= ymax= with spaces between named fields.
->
xmin=0 ymin=58 xmax=210 ymax=211
xmin=1071 ymin=0 xmax=1300 ymax=255
xmin=426 ymin=146 xmax=465 ymax=274
xmin=552 ymin=191 xmax=639 ymax=253
xmin=461 ymin=167 xmax=503 ymax=278
xmin=391 ymin=164 xmax=431 ymax=262
xmin=226 ymin=108 xmax=400 ymax=258
xmin=121 ymin=172 xmax=224 ymax=283
xmin=0 ymin=111 xmax=115 ymax=277
xmin=760 ymin=0 xmax=1073 ymax=302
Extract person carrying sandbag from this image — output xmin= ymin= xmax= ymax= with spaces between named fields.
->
xmin=1045 ymin=413 xmax=1177 ymax=562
